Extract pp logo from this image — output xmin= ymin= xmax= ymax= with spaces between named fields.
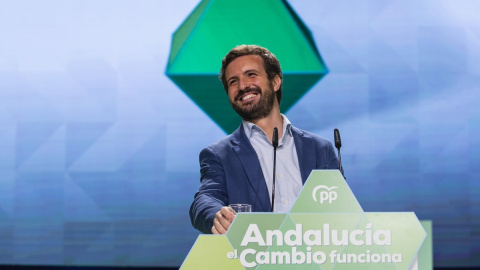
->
xmin=312 ymin=185 xmax=338 ymax=204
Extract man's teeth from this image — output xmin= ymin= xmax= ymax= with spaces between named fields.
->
xmin=242 ymin=94 xmax=256 ymax=101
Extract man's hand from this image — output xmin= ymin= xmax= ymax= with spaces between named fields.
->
xmin=211 ymin=206 xmax=236 ymax=234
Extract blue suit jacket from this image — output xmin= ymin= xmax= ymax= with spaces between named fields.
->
xmin=189 ymin=125 xmax=340 ymax=234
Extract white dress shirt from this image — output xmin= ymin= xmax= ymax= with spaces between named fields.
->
xmin=242 ymin=114 xmax=303 ymax=212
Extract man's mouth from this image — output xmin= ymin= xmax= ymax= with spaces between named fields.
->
xmin=240 ymin=93 xmax=258 ymax=102
xmin=236 ymin=87 xmax=261 ymax=103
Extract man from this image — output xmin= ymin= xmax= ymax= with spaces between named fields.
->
xmin=189 ymin=45 xmax=340 ymax=234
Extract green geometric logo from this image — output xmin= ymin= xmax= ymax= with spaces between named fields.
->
xmin=166 ymin=0 xmax=328 ymax=133
xmin=180 ymin=171 xmax=427 ymax=270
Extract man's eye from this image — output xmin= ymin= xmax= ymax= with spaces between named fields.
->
xmin=248 ymin=73 xmax=256 ymax=77
xmin=229 ymin=80 xmax=237 ymax=86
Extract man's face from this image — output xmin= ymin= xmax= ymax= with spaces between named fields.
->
xmin=224 ymin=54 xmax=280 ymax=122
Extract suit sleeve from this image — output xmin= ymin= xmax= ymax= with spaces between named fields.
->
xmin=189 ymin=146 xmax=229 ymax=234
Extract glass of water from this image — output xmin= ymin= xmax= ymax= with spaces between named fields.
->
xmin=228 ymin=204 xmax=252 ymax=213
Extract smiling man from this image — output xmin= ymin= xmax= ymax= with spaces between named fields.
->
xmin=189 ymin=45 xmax=341 ymax=234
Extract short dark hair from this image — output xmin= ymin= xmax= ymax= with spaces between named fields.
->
xmin=219 ymin=45 xmax=283 ymax=104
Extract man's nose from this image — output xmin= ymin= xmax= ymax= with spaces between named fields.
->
xmin=238 ymin=78 xmax=251 ymax=91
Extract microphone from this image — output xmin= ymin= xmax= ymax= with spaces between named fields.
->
xmin=272 ymin=127 xmax=279 ymax=148
xmin=334 ymin=128 xmax=341 ymax=149
xmin=271 ymin=127 xmax=278 ymax=212
xmin=334 ymin=128 xmax=344 ymax=176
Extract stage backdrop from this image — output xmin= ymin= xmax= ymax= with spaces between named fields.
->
xmin=0 ymin=0 xmax=478 ymax=267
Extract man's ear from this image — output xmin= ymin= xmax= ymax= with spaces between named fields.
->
xmin=273 ymin=75 xmax=281 ymax=92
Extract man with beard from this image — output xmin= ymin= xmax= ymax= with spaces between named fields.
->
xmin=189 ymin=45 xmax=340 ymax=234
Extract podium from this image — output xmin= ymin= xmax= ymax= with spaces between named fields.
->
xmin=181 ymin=170 xmax=431 ymax=270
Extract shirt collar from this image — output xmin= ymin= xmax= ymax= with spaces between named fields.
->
xmin=242 ymin=114 xmax=293 ymax=140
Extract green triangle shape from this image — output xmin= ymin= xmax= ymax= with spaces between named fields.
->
xmin=168 ymin=0 xmax=211 ymax=66
xmin=256 ymin=215 xmax=320 ymax=270
xmin=226 ymin=213 xmax=288 ymax=270
xmin=365 ymin=212 xmax=426 ymax=270
xmin=332 ymin=214 xmax=397 ymax=270
xmin=290 ymin=170 xmax=363 ymax=214
xmin=180 ymin=235 xmax=244 ymax=270
xmin=289 ymin=213 xmax=364 ymax=270
xmin=166 ymin=0 xmax=328 ymax=133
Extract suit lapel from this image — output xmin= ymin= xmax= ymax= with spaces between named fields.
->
xmin=292 ymin=127 xmax=316 ymax=184
xmin=231 ymin=126 xmax=271 ymax=212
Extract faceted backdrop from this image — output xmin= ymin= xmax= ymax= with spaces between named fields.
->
xmin=0 ymin=0 xmax=478 ymax=267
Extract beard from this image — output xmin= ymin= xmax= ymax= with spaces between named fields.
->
xmin=230 ymin=82 xmax=276 ymax=122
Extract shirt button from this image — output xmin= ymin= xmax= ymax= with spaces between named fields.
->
xmin=278 ymin=173 xmax=283 ymax=178
xmin=283 ymin=200 xmax=288 ymax=204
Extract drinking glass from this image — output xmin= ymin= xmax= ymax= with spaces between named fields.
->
xmin=229 ymin=204 xmax=252 ymax=213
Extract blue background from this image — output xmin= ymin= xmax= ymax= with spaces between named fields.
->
xmin=0 ymin=0 xmax=479 ymax=267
